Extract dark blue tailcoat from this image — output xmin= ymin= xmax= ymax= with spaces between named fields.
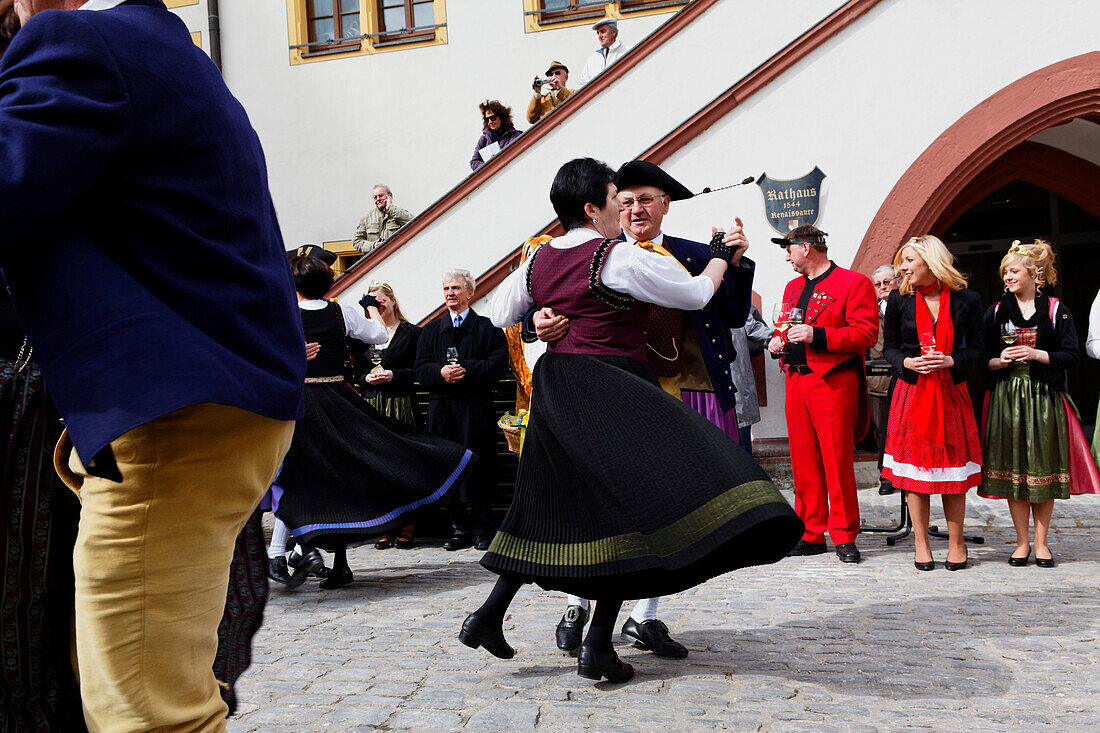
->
xmin=0 ymin=0 xmax=304 ymax=461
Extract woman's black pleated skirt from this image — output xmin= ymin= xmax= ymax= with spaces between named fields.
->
xmin=481 ymin=353 xmax=803 ymax=600
xmin=275 ymin=382 xmax=474 ymax=550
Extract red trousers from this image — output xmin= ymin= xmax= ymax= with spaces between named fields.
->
xmin=785 ymin=367 xmax=861 ymax=544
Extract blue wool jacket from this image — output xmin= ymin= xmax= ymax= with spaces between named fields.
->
xmin=0 ymin=0 xmax=304 ymax=462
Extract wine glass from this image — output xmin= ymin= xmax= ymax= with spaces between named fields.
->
xmin=772 ymin=304 xmax=791 ymax=334
xmin=1000 ymin=321 xmax=1018 ymax=346
xmin=369 ymin=345 xmax=385 ymax=372
xmin=918 ymin=328 xmax=936 ymax=356
xmin=445 ymin=346 xmax=459 ymax=365
xmin=788 ymin=307 xmax=804 ymax=326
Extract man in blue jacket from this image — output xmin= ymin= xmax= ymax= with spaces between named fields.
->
xmin=538 ymin=160 xmax=754 ymax=661
xmin=0 ymin=1 xmax=304 ymax=728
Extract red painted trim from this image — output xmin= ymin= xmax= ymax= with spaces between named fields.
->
xmin=929 ymin=141 xmax=1100 ymax=233
xmin=854 ymin=52 xmax=1100 ymax=274
xmin=418 ymin=0 xmax=886 ymax=324
xmin=329 ymin=0 xmax=722 ymax=299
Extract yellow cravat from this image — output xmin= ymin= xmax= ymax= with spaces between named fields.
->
xmin=634 ymin=239 xmax=688 ymax=271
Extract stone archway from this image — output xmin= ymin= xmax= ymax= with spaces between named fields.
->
xmin=853 ymin=52 xmax=1100 ymax=272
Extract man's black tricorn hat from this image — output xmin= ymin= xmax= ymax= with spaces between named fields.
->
xmin=771 ymin=224 xmax=827 ymax=246
xmin=615 ymin=160 xmax=694 ymax=202
xmin=291 ymin=244 xmax=338 ymax=265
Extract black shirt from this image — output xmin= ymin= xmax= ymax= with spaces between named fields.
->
xmin=786 ymin=263 xmax=836 ymax=367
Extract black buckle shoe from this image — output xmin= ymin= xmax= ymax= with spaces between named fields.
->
xmin=577 ymin=645 xmax=634 ymax=682
xmin=787 ymin=539 xmax=828 ymax=557
xmin=443 ymin=534 xmax=473 ymax=551
xmin=286 ymin=547 xmax=324 ymax=589
xmin=555 ymin=605 xmax=588 ymax=653
xmin=267 ymin=556 xmax=291 ymax=584
xmin=835 ymin=542 xmax=861 ymax=564
xmin=620 ymin=618 xmax=688 ymax=658
xmin=459 ymin=612 xmax=515 ymax=659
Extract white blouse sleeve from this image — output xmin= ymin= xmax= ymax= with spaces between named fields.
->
xmin=1087 ymin=290 xmax=1100 ymax=360
xmin=339 ymin=301 xmax=387 ymax=344
xmin=600 ymin=243 xmax=717 ymax=310
xmin=490 ymin=257 xmax=535 ymax=328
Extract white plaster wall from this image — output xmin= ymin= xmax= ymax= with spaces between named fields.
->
xmin=214 ymin=4 xmax=674 ymax=248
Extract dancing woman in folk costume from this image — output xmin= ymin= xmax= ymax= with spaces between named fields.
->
xmin=459 ymin=158 xmax=801 ymax=683
xmin=881 ymin=235 xmax=985 ymax=571
xmin=979 ymin=240 xmax=1099 ymax=568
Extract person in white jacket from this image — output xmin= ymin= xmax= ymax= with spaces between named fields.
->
xmin=577 ymin=18 xmax=628 ymax=86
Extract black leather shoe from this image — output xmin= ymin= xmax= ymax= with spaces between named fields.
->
xmin=944 ymin=553 xmax=968 ymax=571
xmin=267 ymin=556 xmax=291 ymax=584
xmin=288 ymin=549 xmax=330 ymax=578
xmin=620 ymin=618 xmax=688 ymax=658
xmin=473 ymin=535 xmax=492 ymax=551
xmin=835 ymin=542 xmax=861 ymax=563
xmin=577 ymin=645 xmax=634 ymax=682
xmin=1008 ymin=548 xmax=1030 ymax=567
xmin=443 ymin=534 xmax=473 ymax=551
xmin=375 ymin=534 xmax=394 ymax=550
xmin=878 ymin=480 xmax=896 ymax=495
xmin=914 ymin=559 xmax=935 ymax=571
xmin=459 ymin=613 xmax=515 ymax=659
xmin=787 ymin=539 xmax=828 ymax=556
xmin=319 ymin=564 xmax=354 ymax=589
xmin=555 ymin=605 xmax=588 ymax=653
xmin=1035 ymin=553 xmax=1055 ymax=568
xmin=286 ymin=547 xmax=323 ymax=589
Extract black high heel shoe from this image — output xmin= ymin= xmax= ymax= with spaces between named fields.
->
xmin=577 ymin=645 xmax=634 ymax=683
xmin=914 ymin=559 xmax=935 ymax=571
xmin=459 ymin=613 xmax=515 ymax=659
xmin=944 ymin=554 xmax=968 ymax=571
xmin=1008 ymin=548 xmax=1031 ymax=567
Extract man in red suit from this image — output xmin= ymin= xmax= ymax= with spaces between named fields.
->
xmin=769 ymin=226 xmax=877 ymax=563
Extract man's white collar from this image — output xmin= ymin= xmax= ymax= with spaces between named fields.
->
xmin=80 ymin=0 xmax=128 ymax=10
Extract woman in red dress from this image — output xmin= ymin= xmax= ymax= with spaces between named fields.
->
xmin=882 ymin=235 xmax=985 ymax=571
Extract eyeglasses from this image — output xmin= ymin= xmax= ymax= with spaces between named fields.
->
xmin=873 ymin=279 xmax=895 ymax=287
xmin=619 ymin=195 xmax=665 ymax=208
xmin=483 ymin=113 xmax=499 ymax=122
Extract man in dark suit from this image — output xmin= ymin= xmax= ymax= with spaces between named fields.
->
xmin=415 ymin=269 xmax=508 ymax=551
xmin=537 ymin=160 xmax=754 ymax=662
xmin=0 ymin=1 xmax=303 ymax=727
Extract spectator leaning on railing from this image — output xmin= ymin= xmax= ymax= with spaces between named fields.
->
xmin=527 ymin=60 xmax=574 ymax=124
xmin=577 ymin=18 xmax=627 ymax=86
xmin=353 ymin=184 xmax=412 ymax=253
xmin=471 ymin=100 xmax=522 ymax=171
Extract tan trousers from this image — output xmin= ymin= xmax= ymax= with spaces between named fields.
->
xmin=56 ymin=403 xmax=294 ymax=733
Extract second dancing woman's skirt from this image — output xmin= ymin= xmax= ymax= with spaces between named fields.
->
xmin=480 ymin=353 xmax=803 ymax=600
xmin=275 ymin=382 xmax=474 ymax=550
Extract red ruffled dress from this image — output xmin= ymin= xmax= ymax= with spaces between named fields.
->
xmin=881 ymin=287 xmax=982 ymax=494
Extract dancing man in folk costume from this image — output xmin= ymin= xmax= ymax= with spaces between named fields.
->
xmin=461 ymin=158 xmax=802 ymax=683
xmin=769 ymin=225 xmax=878 ymax=564
xmin=534 ymin=160 xmax=755 ymax=660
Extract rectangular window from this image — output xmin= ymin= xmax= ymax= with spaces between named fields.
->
xmin=306 ymin=0 xmax=361 ymax=53
xmin=619 ymin=0 xmax=688 ymax=10
xmin=537 ymin=0 xmax=606 ymax=24
xmin=375 ymin=0 xmax=438 ymax=45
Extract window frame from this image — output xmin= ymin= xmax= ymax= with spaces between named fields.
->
xmin=302 ymin=0 xmax=363 ymax=55
xmin=373 ymin=0 xmax=439 ymax=46
xmin=523 ymin=0 xmax=688 ymax=33
xmin=287 ymin=0 xmax=448 ymax=64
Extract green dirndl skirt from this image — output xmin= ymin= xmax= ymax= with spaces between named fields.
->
xmin=980 ymin=365 xmax=1070 ymax=502
xmin=367 ymin=392 xmax=417 ymax=426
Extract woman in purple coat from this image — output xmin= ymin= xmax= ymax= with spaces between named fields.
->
xmin=470 ymin=100 xmax=522 ymax=171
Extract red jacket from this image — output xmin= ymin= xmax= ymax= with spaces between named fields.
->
xmin=778 ymin=263 xmax=878 ymax=439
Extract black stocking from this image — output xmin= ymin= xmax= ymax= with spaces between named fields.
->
xmin=331 ymin=544 xmax=349 ymax=572
xmin=582 ymin=599 xmax=623 ymax=653
xmin=473 ymin=576 xmax=522 ymax=627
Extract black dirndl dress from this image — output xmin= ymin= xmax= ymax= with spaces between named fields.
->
xmin=275 ymin=302 xmax=474 ymax=550
xmin=480 ymin=238 xmax=803 ymax=600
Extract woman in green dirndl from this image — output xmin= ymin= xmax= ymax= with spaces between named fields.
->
xmin=980 ymin=240 xmax=1100 ymax=567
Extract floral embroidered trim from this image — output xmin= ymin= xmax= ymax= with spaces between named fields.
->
xmin=524 ymin=240 xmax=543 ymax=300
xmin=984 ymin=468 xmax=1070 ymax=487
xmin=589 ymin=239 xmax=634 ymax=310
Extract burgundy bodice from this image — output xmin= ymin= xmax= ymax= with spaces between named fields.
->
xmin=528 ymin=237 xmax=647 ymax=361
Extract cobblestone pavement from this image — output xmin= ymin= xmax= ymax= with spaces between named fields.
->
xmin=229 ymin=491 xmax=1100 ymax=732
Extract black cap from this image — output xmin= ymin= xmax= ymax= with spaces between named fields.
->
xmin=291 ymin=244 xmax=338 ymax=265
xmin=771 ymin=224 xmax=827 ymax=246
xmin=615 ymin=160 xmax=693 ymax=201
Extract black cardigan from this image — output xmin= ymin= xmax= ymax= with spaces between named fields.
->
xmin=883 ymin=287 xmax=985 ymax=386
xmin=360 ymin=321 xmax=421 ymax=398
xmin=983 ymin=295 xmax=1079 ymax=392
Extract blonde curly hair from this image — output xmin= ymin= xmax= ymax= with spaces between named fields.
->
xmin=999 ymin=239 xmax=1058 ymax=289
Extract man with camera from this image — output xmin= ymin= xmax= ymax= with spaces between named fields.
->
xmin=526 ymin=60 xmax=575 ymax=124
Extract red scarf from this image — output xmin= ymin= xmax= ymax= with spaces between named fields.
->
xmin=910 ymin=285 xmax=953 ymax=446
